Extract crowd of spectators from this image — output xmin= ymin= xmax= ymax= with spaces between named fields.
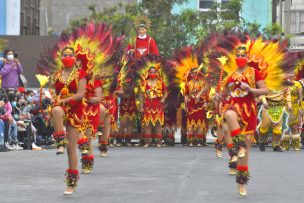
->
xmin=0 ymin=88 xmax=54 ymax=150
xmin=0 ymin=49 xmax=53 ymax=151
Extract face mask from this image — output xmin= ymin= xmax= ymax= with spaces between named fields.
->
xmin=11 ymin=101 xmax=17 ymax=107
xmin=62 ymin=57 xmax=75 ymax=68
xmin=27 ymin=96 xmax=33 ymax=103
xmin=149 ymin=73 xmax=157 ymax=79
xmin=13 ymin=114 xmax=19 ymax=120
xmin=7 ymin=54 xmax=14 ymax=61
xmin=236 ymin=57 xmax=248 ymax=68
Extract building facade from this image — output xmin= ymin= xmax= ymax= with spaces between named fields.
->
xmin=39 ymin=0 xmax=136 ymax=36
xmin=0 ymin=0 xmax=21 ymax=35
xmin=172 ymin=0 xmax=272 ymax=30
xmin=280 ymin=0 xmax=304 ymax=34
xmin=0 ymin=0 xmax=136 ymax=36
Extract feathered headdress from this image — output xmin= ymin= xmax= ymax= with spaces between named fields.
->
xmin=133 ymin=55 xmax=175 ymax=90
xmin=36 ymin=22 xmax=124 ymax=78
xmin=172 ymin=35 xmax=221 ymax=94
xmin=215 ymin=33 xmax=298 ymax=89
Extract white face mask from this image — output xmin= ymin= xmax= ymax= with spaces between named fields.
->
xmin=138 ymin=34 xmax=147 ymax=39
xmin=7 ymin=54 xmax=14 ymax=61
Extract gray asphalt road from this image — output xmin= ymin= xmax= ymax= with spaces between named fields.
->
xmin=0 ymin=145 xmax=303 ymax=203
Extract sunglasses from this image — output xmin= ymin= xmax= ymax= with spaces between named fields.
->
xmin=62 ymin=53 xmax=74 ymax=57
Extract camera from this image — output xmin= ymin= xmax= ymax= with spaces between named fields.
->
xmin=24 ymin=120 xmax=31 ymax=124
xmin=14 ymin=52 xmax=18 ymax=59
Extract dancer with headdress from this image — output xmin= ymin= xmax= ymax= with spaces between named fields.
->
xmin=172 ymin=36 xmax=219 ymax=147
xmin=115 ymin=56 xmax=137 ymax=147
xmin=98 ymin=64 xmax=121 ymax=156
xmin=214 ymin=34 xmax=297 ymax=195
xmin=281 ymin=61 xmax=303 ymax=151
xmin=134 ymin=55 xmax=174 ymax=147
xmin=37 ymin=22 xmax=123 ymax=194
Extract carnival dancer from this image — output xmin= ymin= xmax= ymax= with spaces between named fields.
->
xmin=135 ymin=55 xmax=174 ymax=147
xmin=98 ymin=68 xmax=120 ymax=156
xmin=213 ymin=85 xmax=238 ymax=175
xmin=258 ymin=87 xmax=291 ymax=152
xmin=294 ymin=57 xmax=304 ymax=148
xmin=80 ymin=73 xmax=102 ymax=174
xmin=37 ymin=22 xmax=123 ymax=195
xmin=172 ymin=46 xmax=215 ymax=147
xmin=214 ymin=34 xmax=296 ymax=196
xmin=115 ymin=59 xmax=137 ymax=147
xmin=185 ymin=67 xmax=210 ymax=146
xmin=220 ymin=45 xmax=268 ymax=195
xmin=281 ymin=71 xmax=302 ymax=151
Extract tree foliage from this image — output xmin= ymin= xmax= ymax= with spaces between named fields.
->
xmin=66 ymin=0 xmax=284 ymax=57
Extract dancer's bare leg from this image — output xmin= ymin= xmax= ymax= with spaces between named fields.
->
xmin=65 ymin=126 xmax=79 ymax=193
xmin=52 ymin=106 xmax=66 ymax=154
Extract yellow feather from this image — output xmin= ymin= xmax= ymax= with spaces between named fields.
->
xmin=36 ymin=74 xmax=49 ymax=87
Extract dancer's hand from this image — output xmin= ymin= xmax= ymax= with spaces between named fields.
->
xmin=240 ymin=82 xmax=252 ymax=92
xmin=262 ymin=101 xmax=269 ymax=109
xmin=214 ymin=93 xmax=222 ymax=102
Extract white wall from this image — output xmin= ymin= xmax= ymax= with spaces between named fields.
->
xmin=6 ymin=0 xmax=20 ymax=35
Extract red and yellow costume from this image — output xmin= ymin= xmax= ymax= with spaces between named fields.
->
xmin=221 ymin=67 xmax=264 ymax=136
xmin=119 ymin=90 xmax=137 ymax=122
xmin=37 ymin=22 xmax=124 ymax=183
xmin=185 ymin=78 xmax=210 ymax=142
xmin=84 ymin=79 xmax=102 ymax=135
xmin=141 ymin=78 xmax=167 ymax=127
xmin=134 ymin=55 xmax=174 ymax=144
xmin=51 ymin=68 xmax=88 ymax=146
xmin=101 ymin=95 xmax=119 ymax=132
xmin=172 ymin=44 xmax=218 ymax=145
xmin=213 ymin=34 xmax=297 ymax=186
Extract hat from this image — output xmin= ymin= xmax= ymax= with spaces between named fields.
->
xmin=18 ymin=87 xmax=26 ymax=93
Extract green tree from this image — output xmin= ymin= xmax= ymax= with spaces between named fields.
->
xmin=262 ymin=23 xmax=283 ymax=39
xmin=67 ymin=0 xmax=245 ymax=57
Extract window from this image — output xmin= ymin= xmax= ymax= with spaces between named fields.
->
xmin=199 ymin=0 xmax=215 ymax=9
xmin=20 ymin=0 xmax=40 ymax=35
xmin=198 ymin=0 xmax=231 ymax=11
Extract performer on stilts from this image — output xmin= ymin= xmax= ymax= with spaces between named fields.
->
xmin=127 ymin=16 xmax=160 ymax=146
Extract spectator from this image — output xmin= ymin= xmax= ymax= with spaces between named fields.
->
xmin=0 ymin=91 xmax=21 ymax=150
xmin=0 ymin=49 xmax=23 ymax=89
